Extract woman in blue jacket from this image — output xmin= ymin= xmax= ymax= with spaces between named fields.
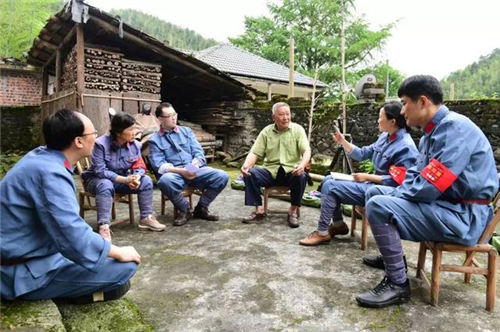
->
xmin=83 ymin=112 xmax=165 ymax=242
xmin=300 ymin=101 xmax=418 ymax=246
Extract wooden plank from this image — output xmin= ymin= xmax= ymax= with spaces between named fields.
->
xmin=82 ymin=89 xmax=111 ymax=135
xmin=76 ymin=24 xmax=85 ymax=110
xmin=122 ymin=91 xmax=141 ymax=115
xmin=55 ymin=49 xmax=61 ymax=92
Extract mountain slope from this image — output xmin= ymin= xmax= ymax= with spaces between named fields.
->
xmin=109 ymin=8 xmax=218 ymax=51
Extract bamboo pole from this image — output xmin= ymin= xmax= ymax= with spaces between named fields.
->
xmin=288 ymin=37 xmax=295 ymax=98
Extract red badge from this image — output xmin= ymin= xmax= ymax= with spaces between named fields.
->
xmin=63 ymin=160 xmax=72 ymax=171
xmin=424 ymin=121 xmax=435 ymax=134
xmin=389 ymin=165 xmax=406 ymax=185
xmin=131 ymin=156 xmax=147 ymax=171
xmin=421 ymin=158 xmax=457 ymax=193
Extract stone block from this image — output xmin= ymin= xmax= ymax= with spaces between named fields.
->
xmin=0 ymin=299 xmax=65 ymax=331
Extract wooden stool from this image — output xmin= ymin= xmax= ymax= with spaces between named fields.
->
xmin=263 ymin=186 xmax=300 ymax=216
xmin=416 ymin=192 xmax=500 ymax=311
xmin=76 ymin=159 xmax=135 ymax=226
xmin=160 ymin=187 xmax=202 ymax=215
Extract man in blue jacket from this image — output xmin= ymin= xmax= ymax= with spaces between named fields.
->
xmin=148 ymin=103 xmax=229 ymax=226
xmin=356 ymin=75 xmax=498 ymax=308
xmin=1 ymin=109 xmax=141 ymax=303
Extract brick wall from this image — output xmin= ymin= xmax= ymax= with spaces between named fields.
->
xmin=0 ymin=68 xmax=42 ymax=106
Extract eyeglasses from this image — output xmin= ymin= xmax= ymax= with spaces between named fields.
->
xmin=158 ymin=112 xmax=177 ymax=119
xmin=80 ymin=131 xmax=98 ymax=138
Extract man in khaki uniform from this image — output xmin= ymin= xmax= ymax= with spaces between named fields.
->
xmin=241 ymin=102 xmax=311 ymax=228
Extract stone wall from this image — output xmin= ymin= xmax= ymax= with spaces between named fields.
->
xmin=224 ymin=98 xmax=500 ymax=170
xmin=1 ymin=106 xmax=41 ymax=153
xmin=0 ymin=68 xmax=42 ymax=106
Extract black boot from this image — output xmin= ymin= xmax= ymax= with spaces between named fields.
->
xmin=193 ymin=205 xmax=218 ymax=221
xmin=355 ymin=276 xmax=410 ymax=308
xmin=173 ymin=209 xmax=192 ymax=226
xmin=362 ymin=254 xmax=408 ymax=272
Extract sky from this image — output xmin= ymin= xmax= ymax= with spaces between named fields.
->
xmin=85 ymin=0 xmax=500 ymax=80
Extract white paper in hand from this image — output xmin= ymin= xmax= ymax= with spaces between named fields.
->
xmin=330 ymin=172 xmax=354 ymax=181
xmin=185 ymin=164 xmax=200 ymax=173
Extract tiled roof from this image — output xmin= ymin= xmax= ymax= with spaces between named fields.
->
xmin=195 ymin=44 xmax=327 ymax=88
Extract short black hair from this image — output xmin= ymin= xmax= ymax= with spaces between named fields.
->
xmin=397 ymin=75 xmax=443 ymax=105
xmin=110 ymin=112 xmax=136 ymax=139
xmin=43 ymin=109 xmax=84 ymax=150
xmin=155 ymin=102 xmax=173 ymax=118
xmin=382 ymin=101 xmax=408 ymax=130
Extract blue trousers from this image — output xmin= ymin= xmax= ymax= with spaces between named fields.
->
xmin=157 ymin=167 xmax=229 ymax=210
xmin=243 ymin=167 xmax=307 ymax=206
xmin=84 ymin=175 xmax=154 ymax=224
xmin=365 ymin=185 xmax=492 ymax=283
xmin=317 ymin=176 xmax=375 ymax=231
xmin=15 ymin=259 xmax=137 ymax=300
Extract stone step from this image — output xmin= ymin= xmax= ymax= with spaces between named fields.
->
xmin=0 ymin=299 xmax=65 ymax=331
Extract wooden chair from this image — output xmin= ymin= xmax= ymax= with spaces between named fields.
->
xmin=416 ymin=192 xmax=500 ymax=312
xmin=263 ymin=186 xmax=300 ymax=216
xmin=76 ymin=158 xmax=135 ymax=226
xmin=350 ymin=205 xmax=369 ymax=250
xmin=160 ymin=187 xmax=202 ymax=216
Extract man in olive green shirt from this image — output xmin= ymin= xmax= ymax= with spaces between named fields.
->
xmin=241 ymin=102 xmax=311 ymax=227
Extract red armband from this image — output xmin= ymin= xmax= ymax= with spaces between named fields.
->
xmin=389 ymin=165 xmax=406 ymax=185
xmin=131 ymin=156 xmax=147 ymax=172
xmin=421 ymin=158 xmax=457 ymax=193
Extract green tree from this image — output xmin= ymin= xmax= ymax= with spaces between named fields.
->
xmin=230 ymin=0 xmax=394 ymax=95
xmin=441 ymin=49 xmax=500 ymax=99
xmin=0 ymin=0 xmax=64 ymax=58
xmin=110 ymin=9 xmax=218 ymax=51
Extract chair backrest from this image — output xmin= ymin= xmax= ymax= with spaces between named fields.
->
xmin=477 ymin=182 xmax=500 ymax=244
xmin=75 ymin=157 xmax=91 ymax=175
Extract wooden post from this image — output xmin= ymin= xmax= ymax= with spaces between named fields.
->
xmin=42 ymin=67 xmax=49 ymax=97
xmin=288 ymin=37 xmax=294 ymax=98
xmin=55 ymin=48 xmax=61 ymax=93
xmin=76 ymin=23 xmax=85 ymax=110
xmin=267 ymin=83 xmax=272 ymax=101
xmin=450 ymin=83 xmax=455 ymax=100
xmin=307 ymin=64 xmax=319 ymax=142
xmin=340 ymin=0 xmax=347 ymax=172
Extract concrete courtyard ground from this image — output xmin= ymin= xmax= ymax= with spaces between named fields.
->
xmin=1 ymin=176 xmax=499 ymax=331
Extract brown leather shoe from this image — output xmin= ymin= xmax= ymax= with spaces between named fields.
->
xmin=173 ymin=210 xmax=192 ymax=226
xmin=328 ymin=221 xmax=349 ymax=237
xmin=242 ymin=212 xmax=267 ymax=224
xmin=287 ymin=212 xmax=300 ymax=228
xmin=299 ymin=231 xmax=332 ymax=246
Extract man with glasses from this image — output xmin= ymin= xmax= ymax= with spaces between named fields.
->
xmin=149 ymin=103 xmax=229 ymax=226
xmin=1 ymin=109 xmax=141 ymax=304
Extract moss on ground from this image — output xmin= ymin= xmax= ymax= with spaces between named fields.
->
xmin=57 ymin=298 xmax=153 ymax=332
xmin=0 ymin=299 xmax=65 ymax=331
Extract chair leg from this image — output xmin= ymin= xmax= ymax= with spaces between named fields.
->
xmin=128 ymin=194 xmax=134 ymax=224
xmin=350 ymin=205 xmax=356 ymax=237
xmin=188 ymin=194 xmax=193 ymax=211
xmin=416 ymin=242 xmax=427 ymax=279
xmin=486 ymin=249 xmax=497 ymax=312
xmin=112 ymin=201 xmax=116 ymax=220
xmin=263 ymin=188 xmax=269 ymax=215
xmin=79 ymin=193 xmax=85 ymax=218
xmin=464 ymin=251 xmax=473 ymax=283
xmin=360 ymin=210 xmax=368 ymax=251
xmin=161 ymin=195 xmax=166 ymax=216
xmin=431 ymin=248 xmax=443 ymax=306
